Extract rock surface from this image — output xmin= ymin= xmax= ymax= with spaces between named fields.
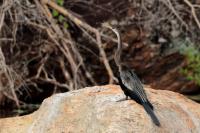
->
xmin=0 ymin=85 xmax=200 ymax=133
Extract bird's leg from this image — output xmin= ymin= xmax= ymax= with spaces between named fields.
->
xmin=126 ymin=95 xmax=129 ymax=100
xmin=116 ymin=95 xmax=129 ymax=102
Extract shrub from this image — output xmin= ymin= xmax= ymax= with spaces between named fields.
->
xmin=180 ymin=44 xmax=200 ymax=86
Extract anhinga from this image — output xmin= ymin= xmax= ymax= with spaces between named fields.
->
xmin=106 ymin=26 xmax=160 ymax=126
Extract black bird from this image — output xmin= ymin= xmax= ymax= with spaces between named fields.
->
xmin=106 ymin=26 xmax=160 ymax=126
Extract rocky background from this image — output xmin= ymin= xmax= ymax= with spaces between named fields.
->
xmin=1 ymin=85 xmax=200 ymax=133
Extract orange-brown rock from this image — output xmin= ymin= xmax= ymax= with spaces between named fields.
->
xmin=0 ymin=85 xmax=200 ymax=133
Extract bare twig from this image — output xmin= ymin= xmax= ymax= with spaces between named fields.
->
xmin=41 ymin=0 xmax=115 ymax=83
xmin=184 ymin=0 xmax=200 ymax=29
xmin=164 ymin=0 xmax=188 ymax=29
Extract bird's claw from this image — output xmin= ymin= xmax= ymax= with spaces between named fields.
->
xmin=116 ymin=96 xmax=129 ymax=102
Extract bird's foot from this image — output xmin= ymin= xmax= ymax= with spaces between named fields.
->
xmin=116 ymin=96 xmax=129 ymax=102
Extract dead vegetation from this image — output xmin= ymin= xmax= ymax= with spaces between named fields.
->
xmin=0 ymin=0 xmax=200 ymax=116
xmin=0 ymin=0 xmax=121 ymax=111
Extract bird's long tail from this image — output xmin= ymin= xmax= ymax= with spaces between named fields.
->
xmin=142 ymin=102 xmax=160 ymax=126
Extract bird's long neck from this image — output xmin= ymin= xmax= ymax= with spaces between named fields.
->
xmin=113 ymin=29 xmax=122 ymax=72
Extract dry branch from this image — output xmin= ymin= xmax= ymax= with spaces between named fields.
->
xmin=184 ymin=0 xmax=200 ymax=29
xmin=41 ymin=0 xmax=115 ymax=83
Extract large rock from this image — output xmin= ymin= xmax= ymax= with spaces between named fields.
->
xmin=0 ymin=85 xmax=200 ymax=133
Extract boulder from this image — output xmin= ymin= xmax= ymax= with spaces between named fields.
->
xmin=0 ymin=85 xmax=200 ymax=133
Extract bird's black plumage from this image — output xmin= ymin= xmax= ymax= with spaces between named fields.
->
xmin=117 ymin=69 xmax=160 ymax=126
xmin=106 ymin=26 xmax=160 ymax=126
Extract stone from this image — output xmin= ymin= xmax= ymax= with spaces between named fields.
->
xmin=0 ymin=85 xmax=200 ymax=133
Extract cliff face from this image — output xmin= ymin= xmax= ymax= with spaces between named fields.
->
xmin=0 ymin=85 xmax=200 ymax=133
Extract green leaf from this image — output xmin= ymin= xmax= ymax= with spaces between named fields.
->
xmin=186 ymin=75 xmax=193 ymax=81
xmin=63 ymin=22 xmax=69 ymax=29
xmin=180 ymin=68 xmax=188 ymax=75
xmin=52 ymin=9 xmax=59 ymax=17
xmin=58 ymin=15 xmax=64 ymax=23
xmin=57 ymin=0 xmax=64 ymax=6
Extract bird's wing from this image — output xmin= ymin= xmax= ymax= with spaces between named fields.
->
xmin=120 ymin=70 xmax=148 ymax=102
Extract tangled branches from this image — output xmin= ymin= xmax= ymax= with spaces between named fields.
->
xmin=0 ymin=0 xmax=118 ymax=107
xmin=0 ymin=0 xmax=200 ymax=110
